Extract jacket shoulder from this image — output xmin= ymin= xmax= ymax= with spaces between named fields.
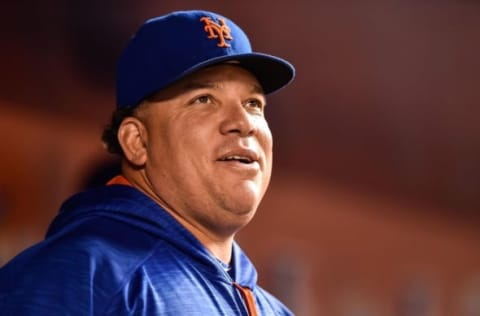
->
xmin=0 ymin=216 xmax=163 ymax=315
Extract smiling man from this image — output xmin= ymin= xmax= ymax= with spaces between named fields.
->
xmin=0 ymin=10 xmax=295 ymax=315
xmin=120 ymin=64 xmax=274 ymax=263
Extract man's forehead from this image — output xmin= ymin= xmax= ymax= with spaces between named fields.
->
xmin=149 ymin=65 xmax=264 ymax=101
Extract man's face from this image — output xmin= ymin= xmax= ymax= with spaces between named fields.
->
xmin=136 ymin=64 xmax=272 ymax=236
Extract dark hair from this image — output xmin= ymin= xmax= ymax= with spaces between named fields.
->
xmin=102 ymin=106 xmax=136 ymax=155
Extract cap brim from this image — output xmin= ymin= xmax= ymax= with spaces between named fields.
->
xmin=173 ymin=53 xmax=295 ymax=95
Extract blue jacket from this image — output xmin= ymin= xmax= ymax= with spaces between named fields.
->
xmin=0 ymin=183 xmax=293 ymax=315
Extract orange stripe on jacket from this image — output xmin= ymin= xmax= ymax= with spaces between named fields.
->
xmin=106 ymin=175 xmax=132 ymax=186
xmin=234 ymin=283 xmax=259 ymax=316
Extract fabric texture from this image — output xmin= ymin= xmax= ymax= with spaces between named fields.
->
xmin=0 ymin=183 xmax=293 ymax=315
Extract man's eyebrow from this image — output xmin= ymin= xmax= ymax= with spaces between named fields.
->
xmin=251 ymin=84 xmax=265 ymax=95
xmin=180 ymin=81 xmax=217 ymax=92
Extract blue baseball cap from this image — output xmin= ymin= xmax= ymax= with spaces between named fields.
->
xmin=116 ymin=10 xmax=295 ymax=108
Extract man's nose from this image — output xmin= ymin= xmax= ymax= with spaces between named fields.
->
xmin=219 ymin=104 xmax=257 ymax=137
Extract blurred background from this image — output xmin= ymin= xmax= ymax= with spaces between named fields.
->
xmin=1 ymin=1 xmax=479 ymax=315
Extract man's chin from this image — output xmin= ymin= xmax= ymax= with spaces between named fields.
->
xmin=227 ymin=185 xmax=262 ymax=211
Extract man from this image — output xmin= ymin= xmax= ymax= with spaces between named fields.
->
xmin=0 ymin=10 xmax=295 ymax=315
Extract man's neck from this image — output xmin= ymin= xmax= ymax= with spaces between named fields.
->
xmin=120 ymin=170 xmax=235 ymax=264
xmin=164 ymin=205 xmax=236 ymax=263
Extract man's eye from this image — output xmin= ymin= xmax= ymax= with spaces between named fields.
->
xmin=245 ymin=99 xmax=265 ymax=111
xmin=194 ymin=95 xmax=212 ymax=104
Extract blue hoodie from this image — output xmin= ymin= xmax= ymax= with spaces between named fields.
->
xmin=0 ymin=183 xmax=293 ymax=315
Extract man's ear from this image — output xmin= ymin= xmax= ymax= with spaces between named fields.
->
xmin=117 ymin=117 xmax=148 ymax=167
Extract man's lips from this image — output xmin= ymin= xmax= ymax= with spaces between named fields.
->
xmin=216 ymin=148 xmax=260 ymax=165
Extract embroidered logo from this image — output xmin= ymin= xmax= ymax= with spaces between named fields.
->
xmin=200 ymin=16 xmax=233 ymax=48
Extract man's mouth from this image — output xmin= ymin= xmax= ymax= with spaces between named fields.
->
xmin=219 ymin=155 xmax=254 ymax=164
xmin=217 ymin=149 xmax=259 ymax=166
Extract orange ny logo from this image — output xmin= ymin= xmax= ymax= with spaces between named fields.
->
xmin=200 ymin=16 xmax=233 ymax=48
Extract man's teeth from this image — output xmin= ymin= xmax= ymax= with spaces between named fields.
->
xmin=224 ymin=156 xmax=252 ymax=163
